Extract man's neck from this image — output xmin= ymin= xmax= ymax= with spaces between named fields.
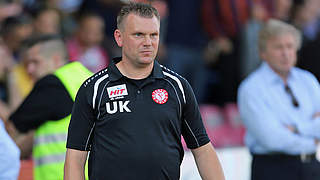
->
xmin=277 ymin=71 xmax=289 ymax=84
xmin=116 ymin=59 xmax=154 ymax=80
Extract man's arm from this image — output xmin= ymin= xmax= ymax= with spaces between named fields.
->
xmin=191 ymin=142 xmax=225 ymax=180
xmin=64 ymin=148 xmax=88 ymax=180
xmin=5 ymin=120 xmax=34 ymax=159
xmin=0 ymin=99 xmax=10 ymax=121
xmin=7 ymin=75 xmax=74 ymax=158
xmin=295 ymin=112 xmax=320 ymax=139
xmin=238 ymin=84 xmax=317 ymax=154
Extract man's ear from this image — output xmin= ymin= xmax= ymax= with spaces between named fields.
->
xmin=260 ymin=51 xmax=266 ymax=61
xmin=52 ymin=54 xmax=64 ymax=69
xmin=114 ymin=29 xmax=123 ymax=47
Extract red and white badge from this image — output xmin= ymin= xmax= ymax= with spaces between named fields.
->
xmin=152 ymin=89 xmax=168 ymax=104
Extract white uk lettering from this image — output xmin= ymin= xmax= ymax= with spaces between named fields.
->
xmin=119 ymin=101 xmax=131 ymax=112
xmin=106 ymin=101 xmax=117 ymax=114
xmin=106 ymin=100 xmax=131 ymax=114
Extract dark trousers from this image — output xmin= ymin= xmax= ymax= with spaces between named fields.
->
xmin=251 ymin=154 xmax=320 ymax=180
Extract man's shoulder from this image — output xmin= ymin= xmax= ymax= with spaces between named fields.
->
xmin=82 ymin=68 xmax=109 ymax=89
xmin=292 ymin=67 xmax=319 ymax=85
xmin=292 ymin=67 xmax=314 ymax=77
xmin=160 ymin=64 xmax=188 ymax=84
xmin=35 ymin=74 xmax=62 ymax=88
xmin=239 ymin=69 xmax=263 ymax=91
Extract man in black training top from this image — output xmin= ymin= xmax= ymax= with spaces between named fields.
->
xmin=64 ymin=2 xmax=225 ymax=180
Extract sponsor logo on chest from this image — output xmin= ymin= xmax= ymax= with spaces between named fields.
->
xmin=106 ymin=84 xmax=131 ymax=114
xmin=107 ymin=84 xmax=128 ymax=99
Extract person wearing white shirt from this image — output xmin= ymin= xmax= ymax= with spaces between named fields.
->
xmin=238 ymin=19 xmax=320 ymax=180
xmin=0 ymin=118 xmax=20 ymax=180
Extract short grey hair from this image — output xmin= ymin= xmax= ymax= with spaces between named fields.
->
xmin=258 ymin=19 xmax=302 ymax=52
xmin=39 ymin=40 xmax=67 ymax=62
xmin=21 ymin=34 xmax=68 ymax=63
xmin=117 ymin=2 xmax=160 ymax=30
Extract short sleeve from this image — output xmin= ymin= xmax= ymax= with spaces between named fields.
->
xmin=66 ymin=84 xmax=96 ymax=151
xmin=10 ymin=75 xmax=73 ymax=133
xmin=181 ymin=79 xmax=210 ymax=149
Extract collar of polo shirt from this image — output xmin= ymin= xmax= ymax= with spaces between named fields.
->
xmin=108 ymin=57 xmax=165 ymax=82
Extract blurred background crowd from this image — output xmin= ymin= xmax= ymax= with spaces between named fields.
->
xmin=0 ymin=0 xmax=320 ymax=179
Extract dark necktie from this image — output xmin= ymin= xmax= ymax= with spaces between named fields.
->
xmin=285 ymin=84 xmax=299 ymax=108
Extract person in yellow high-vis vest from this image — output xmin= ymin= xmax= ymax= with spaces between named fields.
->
xmin=5 ymin=34 xmax=92 ymax=180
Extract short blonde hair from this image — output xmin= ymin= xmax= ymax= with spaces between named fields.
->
xmin=258 ymin=19 xmax=302 ymax=52
xmin=117 ymin=2 xmax=160 ymax=30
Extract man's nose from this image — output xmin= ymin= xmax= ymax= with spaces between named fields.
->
xmin=282 ymin=48 xmax=291 ymax=58
xmin=26 ymin=63 xmax=36 ymax=75
xmin=143 ymin=36 xmax=152 ymax=46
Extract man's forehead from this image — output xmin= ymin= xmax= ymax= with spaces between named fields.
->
xmin=27 ymin=44 xmax=41 ymax=54
xmin=266 ymin=34 xmax=296 ymax=44
xmin=124 ymin=14 xmax=159 ymax=29
xmin=24 ymin=45 xmax=44 ymax=62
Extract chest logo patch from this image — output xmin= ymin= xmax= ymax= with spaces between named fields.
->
xmin=107 ymin=84 xmax=128 ymax=98
xmin=152 ymin=89 xmax=168 ymax=104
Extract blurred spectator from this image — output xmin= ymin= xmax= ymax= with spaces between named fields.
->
xmin=272 ymin=0 xmax=293 ymax=20
xmin=79 ymin=0 xmax=124 ymax=39
xmin=0 ymin=38 xmax=14 ymax=121
xmin=0 ymin=35 xmax=32 ymax=125
xmin=32 ymin=7 xmax=62 ymax=35
xmin=240 ymin=0 xmax=294 ymax=80
xmin=0 ymin=36 xmax=20 ymax=180
xmin=22 ymin=35 xmax=67 ymax=81
xmin=290 ymin=0 xmax=320 ymax=81
xmin=4 ymin=39 xmax=36 ymax=116
xmin=0 ymin=1 xmax=22 ymax=23
xmin=6 ymin=34 xmax=92 ymax=179
xmin=202 ymin=0 xmax=251 ymax=41
xmin=164 ymin=0 xmax=208 ymax=103
xmin=0 ymin=118 xmax=20 ymax=180
xmin=239 ymin=1 xmax=269 ymax=79
xmin=290 ymin=0 xmax=320 ymax=43
xmin=78 ymin=0 xmax=123 ymax=57
xmin=257 ymin=0 xmax=293 ymax=20
xmin=202 ymin=0 xmax=252 ymax=104
xmin=66 ymin=13 xmax=109 ymax=72
xmin=238 ymin=19 xmax=320 ymax=180
xmin=1 ymin=14 xmax=33 ymax=59
xmin=23 ymin=0 xmax=83 ymax=14
xmin=47 ymin=0 xmax=83 ymax=13
xmin=23 ymin=0 xmax=80 ymax=38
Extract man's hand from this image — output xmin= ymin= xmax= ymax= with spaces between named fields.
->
xmin=0 ymin=100 xmax=10 ymax=122
xmin=286 ymin=125 xmax=298 ymax=134
xmin=5 ymin=120 xmax=19 ymax=140
xmin=312 ymin=112 xmax=320 ymax=119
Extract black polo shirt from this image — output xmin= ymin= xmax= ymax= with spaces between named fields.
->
xmin=67 ymin=58 xmax=210 ymax=180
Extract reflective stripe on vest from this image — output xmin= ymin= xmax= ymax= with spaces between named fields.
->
xmin=34 ymin=133 xmax=67 ymax=146
xmin=33 ymin=62 xmax=92 ymax=180
xmin=34 ymin=153 xmax=65 ymax=167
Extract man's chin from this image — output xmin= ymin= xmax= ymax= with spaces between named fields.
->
xmin=139 ymin=57 xmax=154 ymax=64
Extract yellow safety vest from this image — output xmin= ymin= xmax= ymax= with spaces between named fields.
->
xmin=33 ymin=62 xmax=92 ymax=180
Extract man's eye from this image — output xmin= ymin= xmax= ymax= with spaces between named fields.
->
xmin=135 ymin=33 xmax=142 ymax=37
